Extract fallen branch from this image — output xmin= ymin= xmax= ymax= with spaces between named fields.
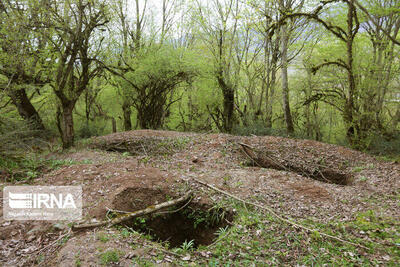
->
xmin=237 ymin=142 xmax=350 ymax=185
xmin=106 ymin=206 xmax=131 ymax=214
xmin=72 ymin=191 xmax=192 ymax=230
xmin=24 ymin=228 xmax=72 ymax=267
xmin=34 ymin=228 xmax=72 ymax=255
xmin=192 ymin=178 xmax=369 ymax=250
xmin=154 ymin=195 xmax=193 ymax=215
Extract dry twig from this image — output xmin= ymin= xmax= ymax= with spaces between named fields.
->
xmin=72 ymin=191 xmax=192 ymax=230
xmin=192 ymin=178 xmax=369 ymax=250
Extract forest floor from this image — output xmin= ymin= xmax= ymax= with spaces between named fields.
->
xmin=0 ymin=130 xmax=399 ymax=266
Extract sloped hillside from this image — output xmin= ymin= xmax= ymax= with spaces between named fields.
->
xmin=1 ymin=130 xmax=399 ymax=266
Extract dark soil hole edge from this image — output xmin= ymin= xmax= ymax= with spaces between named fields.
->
xmin=121 ymin=203 xmax=234 ymax=249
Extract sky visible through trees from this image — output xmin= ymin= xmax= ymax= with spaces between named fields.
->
xmin=0 ymin=0 xmax=399 ymax=152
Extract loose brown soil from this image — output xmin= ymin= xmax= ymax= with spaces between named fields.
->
xmin=0 ymin=130 xmax=399 ymax=266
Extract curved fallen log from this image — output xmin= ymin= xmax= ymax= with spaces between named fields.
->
xmin=72 ymin=191 xmax=192 ymax=230
xmin=238 ymin=142 xmax=352 ymax=185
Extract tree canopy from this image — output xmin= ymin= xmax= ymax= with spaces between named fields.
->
xmin=0 ymin=0 xmax=399 ymax=151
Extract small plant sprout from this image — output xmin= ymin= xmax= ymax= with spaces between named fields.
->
xmin=180 ymin=239 xmax=195 ymax=252
xmin=215 ymin=226 xmax=229 ymax=237
xmin=352 ymin=166 xmax=365 ymax=173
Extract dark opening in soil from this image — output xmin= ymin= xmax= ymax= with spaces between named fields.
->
xmin=122 ymin=203 xmax=233 ymax=248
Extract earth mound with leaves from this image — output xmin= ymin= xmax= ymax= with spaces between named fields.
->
xmin=0 ymin=130 xmax=399 ymax=266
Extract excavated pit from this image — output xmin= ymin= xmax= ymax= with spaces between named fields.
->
xmin=122 ymin=203 xmax=232 ymax=248
xmin=111 ymin=187 xmax=233 ymax=248
xmin=125 ymin=205 xmax=232 ymax=248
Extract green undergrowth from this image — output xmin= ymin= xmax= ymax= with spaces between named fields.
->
xmin=99 ymin=249 xmax=124 ymax=265
xmin=0 ymin=152 xmax=92 ymax=183
xmin=111 ymin=200 xmax=399 ymax=266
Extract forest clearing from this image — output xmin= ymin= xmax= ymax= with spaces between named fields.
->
xmin=1 ymin=0 xmax=400 ymax=265
xmin=1 ymin=130 xmax=399 ymax=265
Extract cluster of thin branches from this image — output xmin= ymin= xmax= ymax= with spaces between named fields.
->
xmin=0 ymin=117 xmax=48 ymax=158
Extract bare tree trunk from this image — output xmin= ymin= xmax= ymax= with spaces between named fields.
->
xmin=111 ymin=118 xmax=117 ymax=133
xmin=266 ymin=59 xmax=277 ymax=128
xmin=392 ymin=107 xmax=400 ymax=130
xmin=223 ymin=88 xmax=235 ymax=132
xmin=84 ymin=88 xmax=90 ymax=127
xmin=122 ymin=101 xmax=132 ymax=131
xmin=264 ymin=35 xmax=279 ymax=128
xmin=344 ymin=0 xmax=358 ymax=147
xmin=304 ymin=67 xmax=313 ymax=138
xmin=217 ymin=28 xmax=235 ymax=133
xmin=60 ymin=104 xmax=74 ymax=149
xmin=280 ymin=23 xmax=294 ymax=134
xmin=8 ymin=88 xmax=45 ymax=130
xmin=188 ymin=93 xmax=193 ymax=128
xmin=134 ymin=0 xmax=143 ymax=50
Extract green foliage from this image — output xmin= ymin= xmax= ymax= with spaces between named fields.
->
xmin=99 ymin=249 xmax=123 ymax=265
xmin=75 ymin=258 xmax=81 ymax=267
xmin=215 ymin=226 xmax=229 ymax=237
xmin=115 ymin=45 xmax=197 ymax=129
xmin=0 ymin=0 xmax=397 ymax=154
xmin=0 ymin=117 xmax=49 ymax=181
xmin=96 ymin=232 xmax=110 ymax=243
xmin=0 ymin=139 xmax=89 ymax=182
xmin=180 ymin=239 xmax=195 ymax=252
xmin=183 ymin=206 xmax=226 ymax=229
xmin=352 ymin=166 xmax=365 ymax=173
xmin=130 ymin=217 xmax=148 ymax=231
xmin=120 ymin=228 xmax=131 ymax=238
xmin=0 ymin=118 xmax=47 ymax=156
xmin=131 ymin=258 xmax=154 ymax=266
xmin=366 ymin=132 xmax=400 ymax=157
xmin=183 ymin=203 xmax=400 ymax=266
xmin=76 ymin=123 xmax=105 ymax=139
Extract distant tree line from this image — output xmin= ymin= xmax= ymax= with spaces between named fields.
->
xmin=0 ymin=0 xmax=399 ymax=150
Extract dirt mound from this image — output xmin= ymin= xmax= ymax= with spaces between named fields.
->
xmin=1 ymin=130 xmax=399 ymax=266
xmin=90 ymin=129 xmax=196 ymax=156
xmin=236 ymin=136 xmax=373 ymax=185
xmin=245 ymin=135 xmax=372 ymax=168
xmin=239 ymin=143 xmax=352 ymax=185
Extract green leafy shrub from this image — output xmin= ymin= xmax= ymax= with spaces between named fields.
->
xmin=367 ymin=132 xmax=400 ymax=158
xmin=0 ymin=117 xmax=49 ymax=181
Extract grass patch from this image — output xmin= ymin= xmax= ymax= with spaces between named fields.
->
xmin=99 ymin=249 xmax=124 ymax=265
xmin=0 ymin=153 xmax=92 ymax=182
xmin=163 ymin=202 xmax=399 ymax=266
xmin=107 ymin=195 xmax=398 ymax=266
xmin=96 ymin=232 xmax=110 ymax=243
xmin=352 ymin=166 xmax=365 ymax=173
